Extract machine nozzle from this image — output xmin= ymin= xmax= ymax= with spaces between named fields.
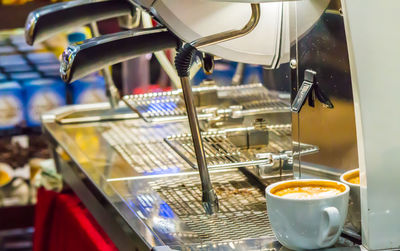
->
xmin=175 ymin=3 xmax=260 ymax=215
xmin=202 ymin=189 xmax=219 ymax=215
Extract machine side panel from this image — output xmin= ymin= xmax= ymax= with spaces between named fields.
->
xmin=342 ymin=0 xmax=400 ymax=249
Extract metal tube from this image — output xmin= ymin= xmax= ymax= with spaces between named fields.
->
xmin=191 ymin=3 xmax=260 ymax=49
xmin=89 ymin=22 xmax=120 ymax=108
xmin=178 ymin=3 xmax=260 ymax=215
xmin=180 ymin=76 xmax=219 ymax=215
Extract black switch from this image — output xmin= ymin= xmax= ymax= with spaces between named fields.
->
xmin=292 ymin=69 xmax=333 ymax=113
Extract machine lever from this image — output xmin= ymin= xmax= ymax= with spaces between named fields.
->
xmin=60 ymin=28 xmax=179 ymax=83
xmin=292 ymin=70 xmax=315 ymax=113
xmin=292 ymin=69 xmax=334 ymax=113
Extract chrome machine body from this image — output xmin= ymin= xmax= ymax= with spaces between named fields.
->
xmin=26 ymin=0 xmax=400 ymax=250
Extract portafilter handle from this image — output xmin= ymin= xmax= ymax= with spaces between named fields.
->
xmin=25 ymin=0 xmax=135 ymax=45
xmin=60 ymin=27 xmax=179 ymax=83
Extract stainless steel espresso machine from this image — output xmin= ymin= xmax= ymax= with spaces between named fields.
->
xmin=25 ymin=0 xmax=400 ymax=250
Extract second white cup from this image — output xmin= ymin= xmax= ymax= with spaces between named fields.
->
xmin=340 ymin=169 xmax=361 ymax=233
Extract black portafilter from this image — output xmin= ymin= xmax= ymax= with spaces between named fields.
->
xmin=25 ymin=0 xmax=135 ymax=45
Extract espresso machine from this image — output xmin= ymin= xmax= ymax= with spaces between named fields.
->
xmin=25 ymin=0 xmax=400 ymax=250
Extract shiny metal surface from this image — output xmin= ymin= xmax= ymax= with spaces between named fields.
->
xmin=105 ymin=92 xmax=302 ymax=180
xmin=175 ymin=3 xmax=260 ymax=215
xmin=147 ymin=171 xmax=273 ymax=244
xmin=122 ymin=85 xmax=218 ymax=122
xmin=43 ymin=102 xmax=360 ymax=250
xmin=165 ymin=124 xmax=292 ymax=169
xmin=292 ymin=0 xmax=358 ymax=176
xmin=123 ymin=83 xmax=289 ymax=123
xmin=180 ymin=76 xmax=219 ymax=215
xmin=115 ymin=170 xmax=280 ymax=250
xmin=42 ymin=104 xmax=278 ymax=249
xmin=101 ymin=120 xmax=191 ymax=175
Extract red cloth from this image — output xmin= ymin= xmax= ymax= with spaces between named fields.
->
xmin=34 ymin=188 xmax=118 ymax=251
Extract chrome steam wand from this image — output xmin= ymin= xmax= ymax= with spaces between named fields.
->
xmin=174 ymin=3 xmax=260 ymax=215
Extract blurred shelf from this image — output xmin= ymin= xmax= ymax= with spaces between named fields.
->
xmin=0 ymin=2 xmax=51 ymax=30
xmin=0 ymin=127 xmax=42 ymax=137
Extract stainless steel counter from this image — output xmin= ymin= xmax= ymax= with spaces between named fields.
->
xmin=42 ymin=103 xmax=360 ymax=251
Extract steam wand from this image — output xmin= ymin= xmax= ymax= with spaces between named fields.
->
xmin=174 ymin=3 xmax=260 ymax=215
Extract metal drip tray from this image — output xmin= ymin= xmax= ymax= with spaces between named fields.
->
xmin=238 ymin=99 xmax=290 ymax=115
xmin=101 ymin=120 xmax=192 ymax=174
xmin=101 ymin=120 xmax=317 ymax=176
xmin=216 ymin=83 xmax=276 ymax=102
xmin=122 ymin=86 xmax=218 ymax=122
xmin=122 ymin=90 xmax=188 ymax=122
xmin=165 ymin=132 xmax=261 ymax=169
xmin=293 ymin=142 xmax=320 ymax=156
xmin=146 ymin=171 xmax=275 ymax=245
xmin=165 ymin=124 xmax=292 ymax=169
xmin=122 ymin=84 xmax=290 ymax=122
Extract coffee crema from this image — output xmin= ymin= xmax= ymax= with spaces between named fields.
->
xmin=347 ymin=176 xmax=360 ymax=185
xmin=274 ymin=186 xmax=342 ymax=199
xmin=271 ymin=180 xmax=346 ymax=199
xmin=343 ymin=170 xmax=360 ymax=185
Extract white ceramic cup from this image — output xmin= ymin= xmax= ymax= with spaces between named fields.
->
xmin=266 ymin=179 xmax=350 ymax=250
xmin=340 ymin=169 xmax=361 ymax=233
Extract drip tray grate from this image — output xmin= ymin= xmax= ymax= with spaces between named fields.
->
xmin=165 ymin=125 xmax=293 ymax=170
xmin=102 ymin=121 xmax=192 ymax=174
xmin=240 ymin=99 xmax=290 ymax=113
xmin=165 ymin=132 xmax=255 ymax=169
xmin=122 ymin=84 xmax=290 ymax=122
xmin=123 ymin=91 xmax=187 ymax=122
xmin=149 ymin=171 xmax=274 ymax=243
xmin=180 ymin=212 xmax=271 ymax=243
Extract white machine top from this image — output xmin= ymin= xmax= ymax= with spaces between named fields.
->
xmin=132 ymin=0 xmax=328 ymax=67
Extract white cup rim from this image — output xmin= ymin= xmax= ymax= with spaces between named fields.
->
xmin=266 ymin=179 xmax=350 ymax=201
xmin=340 ymin=169 xmax=360 ymax=187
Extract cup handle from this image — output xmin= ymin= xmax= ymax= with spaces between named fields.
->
xmin=318 ymin=207 xmax=341 ymax=246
